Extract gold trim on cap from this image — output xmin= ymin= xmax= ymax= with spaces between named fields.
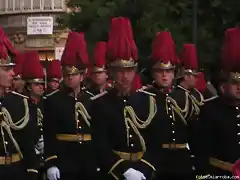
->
xmin=14 ymin=74 xmax=22 ymax=79
xmin=184 ymin=69 xmax=199 ymax=75
xmin=152 ymin=61 xmax=175 ymax=70
xmin=229 ymin=72 xmax=240 ymax=82
xmin=27 ymin=78 xmax=45 ymax=84
xmin=0 ymin=57 xmax=15 ymax=67
xmin=51 ymin=78 xmax=60 ymax=82
xmin=92 ymin=66 xmax=106 ymax=73
xmin=110 ymin=58 xmax=137 ymax=68
xmin=63 ymin=66 xmax=86 ymax=75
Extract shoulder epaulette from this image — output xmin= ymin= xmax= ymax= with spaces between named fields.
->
xmin=137 ymin=89 xmax=156 ymax=96
xmin=45 ymin=90 xmax=59 ymax=97
xmin=90 ymin=91 xmax=108 ymax=100
xmin=85 ymin=90 xmax=94 ymax=97
xmin=204 ymin=95 xmax=219 ymax=103
xmin=10 ymin=91 xmax=29 ymax=99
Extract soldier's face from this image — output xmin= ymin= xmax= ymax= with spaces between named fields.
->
xmin=184 ymin=74 xmax=197 ymax=89
xmin=0 ymin=66 xmax=15 ymax=88
xmin=30 ymin=83 xmax=44 ymax=97
xmin=47 ymin=81 xmax=59 ymax=91
xmin=224 ymin=82 xmax=240 ymax=100
xmin=113 ymin=67 xmax=136 ymax=91
xmin=12 ymin=78 xmax=26 ymax=92
xmin=153 ymin=69 xmax=174 ymax=88
xmin=91 ymin=72 xmax=108 ymax=86
xmin=63 ymin=73 xmax=83 ymax=90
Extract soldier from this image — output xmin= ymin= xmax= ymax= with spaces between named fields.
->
xmin=86 ymin=41 xmax=112 ymax=96
xmin=12 ymin=53 xmax=26 ymax=94
xmin=198 ymin=27 xmax=240 ymax=177
xmin=44 ymin=32 xmax=99 ymax=180
xmin=139 ymin=32 xmax=196 ymax=180
xmin=91 ymin=17 xmax=157 ymax=180
xmin=22 ymin=50 xmax=45 ymax=179
xmin=45 ymin=60 xmax=62 ymax=94
xmin=0 ymin=27 xmax=38 ymax=180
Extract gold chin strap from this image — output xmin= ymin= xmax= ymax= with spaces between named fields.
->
xmin=124 ymin=96 xmax=157 ymax=152
xmin=0 ymin=97 xmax=30 ymax=158
xmin=75 ymin=102 xmax=91 ymax=127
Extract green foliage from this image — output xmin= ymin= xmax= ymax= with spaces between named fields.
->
xmin=58 ymin=0 xmax=240 ymax=77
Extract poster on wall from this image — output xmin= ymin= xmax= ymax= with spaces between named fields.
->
xmin=27 ymin=17 xmax=53 ymax=35
xmin=55 ymin=47 xmax=65 ymax=60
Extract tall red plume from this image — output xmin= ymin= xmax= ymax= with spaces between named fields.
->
xmin=93 ymin=41 xmax=107 ymax=67
xmin=46 ymin=60 xmax=62 ymax=79
xmin=180 ymin=44 xmax=198 ymax=70
xmin=107 ymin=17 xmax=138 ymax=64
xmin=76 ymin=32 xmax=89 ymax=69
xmin=22 ymin=51 xmax=44 ymax=79
xmin=13 ymin=53 xmax=25 ymax=76
xmin=152 ymin=31 xmax=177 ymax=65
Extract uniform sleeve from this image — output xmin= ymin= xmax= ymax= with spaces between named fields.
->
xmin=91 ymin=99 xmax=130 ymax=179
xmin=194 ymin=103 xmax=214 ymax=175
xmin=43 ymin=97 xmax=58 ymax=169
xmin=19 ymin=103 xmax=38 ymax=180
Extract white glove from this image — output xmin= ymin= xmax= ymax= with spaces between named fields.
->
xmin=47 ymin=166 xmax=60 ymax=180
xmin=123 ymin=168 xmax=146 ymax=180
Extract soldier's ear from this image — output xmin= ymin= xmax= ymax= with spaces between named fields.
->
xmin=220 ymin=83 xmax=226 ymax=94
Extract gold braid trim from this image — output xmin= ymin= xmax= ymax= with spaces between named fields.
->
xmin=124 ymin=96 xmax=157 ymax=152
xmin=75 ymin=102 xmax=91 ymax=127
xmin=1 ymin=98 xmax=29 ymax=130
xmin=166 ymin=96 xmax=187 ymax=125
xmin=37 ymin=108 xmax=43 ymax=127
xmin=0 ymin=97 xmax=30 ymax=159
xmin=108 ymin=159 xmax=125 ymax=180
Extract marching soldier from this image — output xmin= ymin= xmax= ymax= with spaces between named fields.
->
xmin=22 ymin=51 xmax=45 ymax=179
xmin=44 ymin=32 xmax=99 ymax=180
xmin=0 ymin=27 xmax=38 ymax=180
xmin=198 ymin=27 xmax=240 ymax=177
xmin=91 ymin=17 xmax=157 ymax=180
xmin=139 ymin=32 xmax=196 ymax=179
xmin=86 ymin=41 xmax=112 ymax=96
xmin=12 ymin=53 xmax=26 ymax=94
xmin=45 ymin=60 xmax=62 ymax=94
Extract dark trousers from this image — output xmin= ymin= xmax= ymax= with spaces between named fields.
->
xmin=153 ymin=173 xmax=196 ymax=180
xmin=0 ymin=161 xmax=26 ymax=180
xmin=60 ymin=171 xmax=101 ymax=180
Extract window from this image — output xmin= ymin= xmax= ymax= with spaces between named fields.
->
xmin=43 ymin=0 xmax=52 ymax=10
xmin=8 ymin=0 xmax=13 ymax=10
xmin=54 ymin=0 xmax=62 ymax=9
xmin=0 ymin=0 xmax=6 ymax=12
xmin=33 ymin=0 xmax=41 ymax=9
xmin=23 ymin=0 xmax=31 ymax=9
xmin=15 ymin=0 xmax=21 ymax=10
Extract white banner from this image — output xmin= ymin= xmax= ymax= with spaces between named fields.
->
xmin=55 ymin=47 xmax=65 ymax=60
xmin=27 ymin=16 xmax=53 ymax=35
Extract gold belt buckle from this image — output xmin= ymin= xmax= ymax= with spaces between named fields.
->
xmin=170 ymin=143 xmax=176 ymax=149
xmin=78 ymin=134 xmax=83 ymax=142
xmin=130 ymin=153 xmax=139 ymax=161
xmin=5 ymin=153 xmax=12 ymax=165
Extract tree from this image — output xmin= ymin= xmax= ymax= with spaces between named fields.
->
xmin=58 ymin=0 xmax=240 ymax=81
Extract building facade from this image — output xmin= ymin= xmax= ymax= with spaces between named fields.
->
xmin=0 ymin=0 xmax=68 ymax=62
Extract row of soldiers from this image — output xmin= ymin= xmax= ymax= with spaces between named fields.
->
xmin=0 ymin=17 xmax=240 ymax=180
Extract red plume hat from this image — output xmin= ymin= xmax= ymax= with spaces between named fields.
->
xmin=179 ymin=44 xmax=199 ymax=75
xmin=92 ymin=41 xmax=107 ymax=73
xmin=13 ymin=52 xmax=25 ymax=79
xmin=0 ymin=27 xmax=18 ymax=66
xmin=107 ymin=17 xmax=138 ymax=68
xmin=221 ymin=27 xmax=240 ymax=82
xmin=61 ymin=32 xmax=89 ymax=75
xmin=151 ymin=31 xmax=178 ymax=69
xmin=46 ymin=60 xmax=62 ymax=82
xmin=22 ymin=51 xmax=44 ymax=83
